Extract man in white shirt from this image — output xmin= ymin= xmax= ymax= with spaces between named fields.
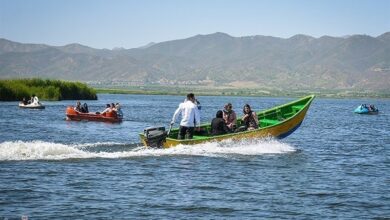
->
xmin=171 ymin=93 xmax=201 ymax=140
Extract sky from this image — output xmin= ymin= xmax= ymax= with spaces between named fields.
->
xmin=1 ymin=0 xmax=389 ymax=49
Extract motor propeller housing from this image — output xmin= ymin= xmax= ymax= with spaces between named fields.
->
xmin=144 ymin=127 xmax=167 ymax=148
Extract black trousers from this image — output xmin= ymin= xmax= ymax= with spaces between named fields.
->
xmin=178 ymin=126 xmax=195 ymax=140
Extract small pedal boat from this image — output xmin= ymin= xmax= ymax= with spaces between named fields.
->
xmin=354 ymin=104 xmax=379 ymax=115
xmin=19 ymin=102 xmax=45 ymax=109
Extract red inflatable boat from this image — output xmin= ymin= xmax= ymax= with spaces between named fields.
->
xmin=66 ymin=106 xmax=123 ymax=123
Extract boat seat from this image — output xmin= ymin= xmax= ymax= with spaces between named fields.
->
xmin=192 ymin=135 xmax=208 ymax=140
xmin=261 ymin=119 xmax=280 ymax=126
xmin=292 ymin=105 xmax=304 ymax=113
xmin=284 ymin=112 xmax=295 ymax=118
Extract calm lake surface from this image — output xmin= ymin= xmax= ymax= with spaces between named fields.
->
xmin=0 ymin=94 xmax=389 ymax=219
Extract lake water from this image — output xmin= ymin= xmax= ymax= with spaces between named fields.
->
xmin=0 ymin=94 xmax=389 ymax=219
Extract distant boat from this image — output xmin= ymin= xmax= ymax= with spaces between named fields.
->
xmin=65 ymin=106 xmax=123 ymax=123
xmin=354 ymin=104 xmax=379 ymax=115
xmin=19 ymin=102 xmax=45 ymax=109
xmin=140 ymin=95 xmax=315 ymax=148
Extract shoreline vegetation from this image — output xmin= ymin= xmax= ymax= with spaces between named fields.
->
xmin=94 ymin=85 xmax=390 ymax=99
xmin=1 ymin=78 xmax=388 ymax=101
xmin=0 ymin=79 xmax=97 ymax=101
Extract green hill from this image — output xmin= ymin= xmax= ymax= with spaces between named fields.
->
xmin=0 ymin=32 xmax=389 ymax=91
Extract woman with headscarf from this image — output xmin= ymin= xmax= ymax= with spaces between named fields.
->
xmin=222 ymin=103 xmax=237 ymax=131
xmin=211 ymin=110 xmax=230 ymax=136
xmin=241 ymin=104 xmax=259 ymax=131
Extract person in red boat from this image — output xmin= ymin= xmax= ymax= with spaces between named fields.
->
xmin=74 ymin=101 xmax=82 ymax=112
xmin=101 ymin=104 xmax=112 ymax=114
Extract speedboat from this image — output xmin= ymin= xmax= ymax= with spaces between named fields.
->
xmin=354 ymin=104 xmax=379 ymax=115
xmin=140 ymin=95 xmax=315 ymax=148
xmin=19 ymin=102 xmax=45 ymax=109
xmin=66 ymin=106 xmax=123 ymax=123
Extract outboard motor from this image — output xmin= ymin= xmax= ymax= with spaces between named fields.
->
xmin=144 ymin=127 xmax=167 ymax=148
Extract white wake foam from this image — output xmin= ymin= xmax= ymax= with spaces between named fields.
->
xmin=0 ymin=139 xmax=296 ymax=161
xmin=139 ymin=138 xmax=296 ymax=157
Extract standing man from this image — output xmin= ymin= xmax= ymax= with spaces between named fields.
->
xmin=171 ymin=93 xmax=201 ymax=140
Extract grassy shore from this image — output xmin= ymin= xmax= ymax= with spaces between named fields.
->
xmin=0 ymin=79 xmax=97 ymax=101
xmin=94 ymin=85 xmax=390 ymax=98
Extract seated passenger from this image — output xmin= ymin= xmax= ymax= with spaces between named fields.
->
xmin=33 ymin=95 xmax=39 ymax=104
xmin=30 ymin=95 xmax=39 ymax=104
xmin=369 ymin=104 xmax=377 ymax=112
xmin=107 ymin=103 xmax=117 ymax=117
xmin=115 ymin=103 xmax=123 ymax=118
xmin=241 ymin=104 xmax=259 ymax=131
xmin=211 ymin=110 xmax=230 ymax=136
xmin=21 ymin=97 xmax=28 ymax=105
xmin=29 ymin=95 xmax=34 ymax=104
xmin=223 ymin=103 xmax=237 ymax=131
xmin=101 ymin=104 xmax=112 ymax=114
xmin=74 ymin=101 xmax=82 ymax=112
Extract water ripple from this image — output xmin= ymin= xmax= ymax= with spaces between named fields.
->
xmin=0 ymin=95 xmax=389 ymax=219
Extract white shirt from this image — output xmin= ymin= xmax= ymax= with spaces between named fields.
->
xmin=171 ymin=100 xmax=201 ymax=127
xmin=32 ymin=96 xmax=39 ymax=104
xmin=101 ymin=107 xmax=111 ymax=114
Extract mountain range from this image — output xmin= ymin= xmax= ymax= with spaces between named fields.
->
xmin=0 ymin=32 xmax=389 ymax=91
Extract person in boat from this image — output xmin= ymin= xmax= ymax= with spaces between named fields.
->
xmin=29 ymin=95 xmax=39 ymax=104
xmin=101 ymin=104 xmax=112 ymax=114
xmin=29 ymin=95 xmax=33 ymax=104
xmin=211 ymin=110 xmax=231 ymax=136
xmin=195 ymin=99 xmax=201 ymax=110
xmin=74 ymin=101 xmax=82 ymax=112
xmin=171 ymin=93 xmax=201 ymax=140
xmin=32 ymin=95 xmax=40 ymax=104
xmin=368 ymin=105 xmax=377 ymax=112
xmin=110 ymin=103 xmax=119 ymax=116
xmin=21 ymin=97 xmax=28 ymax=105
xmin=183 ymin=98 xmax=201 ymax=110
xmin=241 ymin=104 xmax=259 ymax=131
xmin=75 ymin=101 xmax=89 ymax=113
xmin=223 ymin=103 xmax=237 ymax=131
xmin=115 ymin=103 xmax=123 ymax=118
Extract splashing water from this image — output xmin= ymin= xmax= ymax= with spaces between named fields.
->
xmin=145 ymin=138 xmax=296 ymax=157
xmin=0 ymin=138 xmax=296 ymax=161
